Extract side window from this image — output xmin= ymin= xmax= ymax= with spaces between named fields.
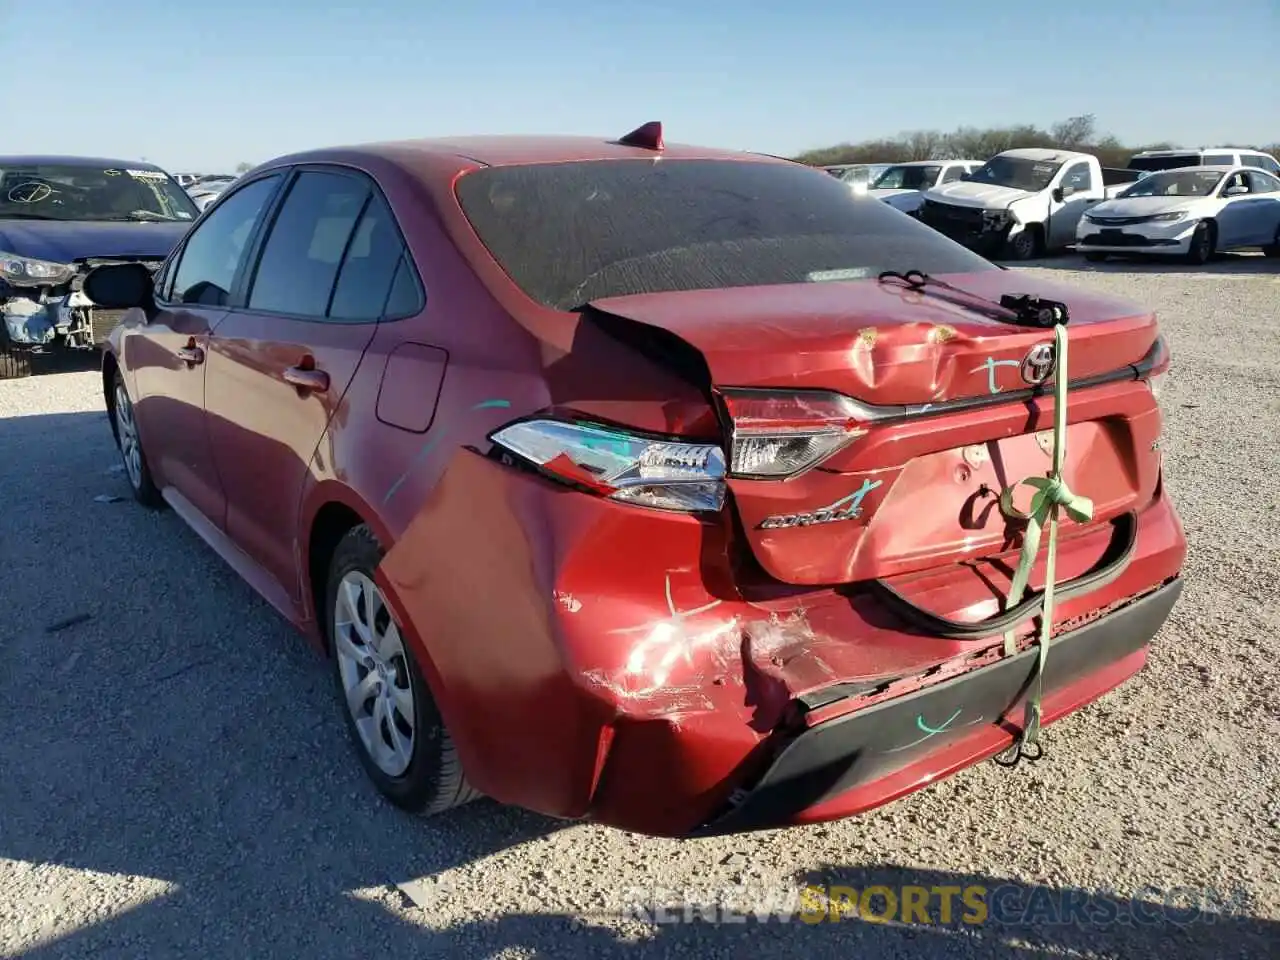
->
xmin=940 ymin=165 xmax=964 ymax=184
xmin=327 ymin=192 xmax=415 ymax=321
xmin=1061 ymin=162 xmax=1093 ymax=194
xmin=1246 ymin=154 xmax=1280 ymax=176
xmin=170 ymin=175 xmax=281 ymax=306
xmin=1246 ymin=171 xmax=1279 ymax=194
xmin=1202 ymin=153 xmax=1234 ymax=166
xmin=383 ymin=255 xmax=423 ymax=318
xmin=247 ymin=171 xmax=370 ymax=318
xmin=1221 ymin=172 xmax=1250 ymax=195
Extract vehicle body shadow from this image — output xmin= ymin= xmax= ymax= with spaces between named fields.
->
xmin=13 ymin=860 xmax=1272 ymax=958
xmin=0 ymin=408 xmax=568 ymax=958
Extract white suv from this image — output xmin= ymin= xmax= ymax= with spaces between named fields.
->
xmin=1128 ymin=148 xmax=1280 ymax=177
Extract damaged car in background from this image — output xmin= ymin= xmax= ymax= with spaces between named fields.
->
xmin=0 ymin=156 xmax=196 ymax=379
xmin=918 ymin=149 xmax=1146 ymax=260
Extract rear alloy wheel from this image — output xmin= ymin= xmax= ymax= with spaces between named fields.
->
xmin=0 ymin=343 xmax=32 ymax=380
xmin=327 ymin=525 xmax=479 ymax=815
xmin=112 ymin=372 xmax=163 ymax=507
xmin=1005 ymin=227 xmax=1039 ymax=261
xmin=1186 ymin=221 xmax=1214 ymax=265
xmin=1263 ymin=224 xmax=1280 ymax=258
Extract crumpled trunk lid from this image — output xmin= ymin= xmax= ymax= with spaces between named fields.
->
xmin=587 ymin=272 xmax=1163 ymax=586
xmin=588 ymin=272 xmax=1157 ymax=407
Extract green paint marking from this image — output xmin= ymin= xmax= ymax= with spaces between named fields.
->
xmin=916 ymin=708 xmax=962 ymax=737
xmin=383 ymin=398 xmax=513 ymax=504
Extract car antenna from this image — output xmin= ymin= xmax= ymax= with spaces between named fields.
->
xmin=616 ymin=121 xmax=664 ymax=152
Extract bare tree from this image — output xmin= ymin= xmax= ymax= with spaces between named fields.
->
xmin=1050 ymin=114 xmax=1097 ymax=149
xmin=235 ymin=162 xmax=253 ymax=174
xmin=791 ymin=114 xmax=1197 ymax=168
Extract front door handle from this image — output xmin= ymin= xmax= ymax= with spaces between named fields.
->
xmin=283 ymin=364 xmax=330 ymax=393
xmin=176 ymin=340 xmax=205 ymax=367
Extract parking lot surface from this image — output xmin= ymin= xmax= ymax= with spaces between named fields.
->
xmin=2 ymin=257 xmax=1277 ymax=959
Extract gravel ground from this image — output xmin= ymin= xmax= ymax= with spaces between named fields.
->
xmin=1 ymin=255 xmax=1277 ymax=959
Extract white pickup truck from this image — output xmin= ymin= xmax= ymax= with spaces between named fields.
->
xmin=917 ymin=148 xmax=1142 ymax=259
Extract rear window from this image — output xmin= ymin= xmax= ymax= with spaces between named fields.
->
xmin=454 ymin=159 xmax=996 ymax=311
xmin=1127 ymin=153 xmax=1201 ymax=172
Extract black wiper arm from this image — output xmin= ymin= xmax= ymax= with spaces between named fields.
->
xmin=878 ymin=270 xmax=1070 ymax=328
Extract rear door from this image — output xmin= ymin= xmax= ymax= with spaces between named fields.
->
xmin=1244 ymin=171 xmax=1280 ymax=245
xmin=129 ymin=173 xmax=283 ymax=523
xmin=203 ymin=167 xmax=409 ymax=602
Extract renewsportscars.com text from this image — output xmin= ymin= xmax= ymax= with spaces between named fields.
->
xmin=619 ymin=884 xmax=1253 ymax=927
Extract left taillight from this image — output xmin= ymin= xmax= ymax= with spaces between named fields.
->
xmin=490 ymin=419 xmax=727 ymax=513
xmin=719 ymin=389 xmax=872 ymax=479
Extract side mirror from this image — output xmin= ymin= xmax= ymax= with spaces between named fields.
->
xmin=1051 ymin=187 xmax=1066 ymax=202
xmin=1224 ymin=185 xmax=1249 ymax=196
xmin=82 ymin=262 xmax=155 ymax=310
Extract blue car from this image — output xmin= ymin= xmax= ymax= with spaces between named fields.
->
xmin=0 ymin=156 xmax=198 ymax=379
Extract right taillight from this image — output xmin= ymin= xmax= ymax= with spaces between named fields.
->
xmin=719 ymin=389 xmax=874 ymax=479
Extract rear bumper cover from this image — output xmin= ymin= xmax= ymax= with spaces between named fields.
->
xmin=695 ymin=577 xmax=1181 ymax=835
xmin=380 ymin=451 xmax=1186 ymax=838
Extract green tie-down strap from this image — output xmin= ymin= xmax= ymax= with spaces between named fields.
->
xmin=996 ymin=323 xmax=1094 ymax=763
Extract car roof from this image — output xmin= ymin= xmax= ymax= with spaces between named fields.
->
xmin=263 ymin=134 xmax=792 ymax=172
xmin=1132 ymin=147 xmax=1271 ymax=157
xmin=999 ymin=148 xmax=1089 ymax=162
xmin=0 ymin=155 xmax=168 ymax=170
xmin=1145 ymin=164 xmax=1234 ymax=172
xmin=884 ymin=159 xmax=979 ymax=167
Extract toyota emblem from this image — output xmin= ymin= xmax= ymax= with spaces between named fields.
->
xmin=1020 ymin=342 xmax=1057 ymax=385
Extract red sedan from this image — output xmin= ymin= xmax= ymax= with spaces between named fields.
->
xmin=87 ymin=124 xmax=1186 ymax=837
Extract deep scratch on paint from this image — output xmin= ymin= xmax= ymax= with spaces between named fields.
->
xmin=383 ymin=399 xmax=512 ymax=504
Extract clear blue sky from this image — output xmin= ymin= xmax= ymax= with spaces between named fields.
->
xmin=6 ymin=0 xmax=1277 ymax=172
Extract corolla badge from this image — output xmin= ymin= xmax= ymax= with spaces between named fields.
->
xmin=1020 ymin=342 xmax=1057 ymax=385
xmin=758 ymin=478 xmax=883 ymax=530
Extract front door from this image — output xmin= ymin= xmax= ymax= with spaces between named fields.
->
xmin=1047 ymin=160 xmax=1096 ymax=249
xmin=130 ymin=173 xmax=284 ymax=524
xmin=1214 ymin=172 xmax=1256 ymax=247
xmin=203 ymin=168 xmax=409 ymax=603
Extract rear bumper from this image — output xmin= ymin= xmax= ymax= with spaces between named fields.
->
xmin=379 ymin=452 xmax=1186 ymax=838
xmin=694 ymin=578 xmax=1181 ymax=835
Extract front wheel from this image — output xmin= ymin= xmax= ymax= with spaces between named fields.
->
xmin=1005 ymin=226 xmax=1040 ymax=261
xmin=326 ymin=525 xmax=480 ymax=816
xmin=0 ymin=343 xmax=32 ymax=380
xmin=1185 ymin=221 xmax=1214 ymax=265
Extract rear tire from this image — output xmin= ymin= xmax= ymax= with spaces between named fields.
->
xmin=326 ymin=524 xmax=480 ymax=816
xmin=110 ymin=370 xmax=164 ymax=508
xmin=1262 ymin=224 xmax=1280 ymax=258
xmin=1185 ymin=221 xmax=1215 ymax=265
xmin=0 ymin=343 xmax=32 ymax=380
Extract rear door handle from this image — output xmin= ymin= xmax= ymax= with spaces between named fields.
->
xmin=282 ymin=364 xmax=329 ymax=393
xmin=176 ymin=342 xmax=204 ymax=366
